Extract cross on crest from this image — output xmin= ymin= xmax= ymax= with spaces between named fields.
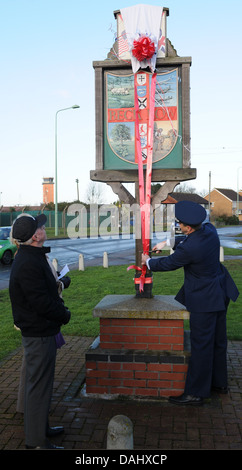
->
xmin=137 ymin=73 xmax=147 ymax=85
xmin=138 ymin=97 xmax=147 ymax=109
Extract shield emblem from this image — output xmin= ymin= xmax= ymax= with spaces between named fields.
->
xmin=137 ymin=73 xmax=147 ymax=85
xmin=138 ymin=97 xmax=147 ymax=109
xmin=139 ymin=123 xmax=147 ymax=136
xmin=137 ymin=86 xmax=147 ymax=97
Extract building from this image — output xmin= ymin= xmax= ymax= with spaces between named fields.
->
xmin=204 ymin=188 xmax=242 ymax=222
xmin=169 ymin=192 xmax=209 ymax=208
xmin=153 ymin=192 xmax=209 ymax=229
xmin=42 ymin=177 xmax=54 ymax=204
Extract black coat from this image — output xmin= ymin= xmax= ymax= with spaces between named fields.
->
xmin=9 ymin=245 xmax=70 ymax=337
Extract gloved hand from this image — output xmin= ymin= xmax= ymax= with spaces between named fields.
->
xmin=63 ymin=307 xmax=71 ymax=325
xmin=61 ymin=276 xmax=71 ymax=289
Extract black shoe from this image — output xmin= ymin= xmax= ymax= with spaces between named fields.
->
xmin=211 ymin=386 xmax=228 ymax=394
xmin=26 ymin=442 xmax=64 ymax=449
xmin=26 ymin=445 xmax=42 ymax=449
xmin=169 ymin=393 xmax=203 ymax=406
xmin=46 ymin=426 xmax=64 ymax=437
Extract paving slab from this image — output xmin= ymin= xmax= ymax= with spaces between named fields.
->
xmin=0 ymin=336 xmax=241 ymax=453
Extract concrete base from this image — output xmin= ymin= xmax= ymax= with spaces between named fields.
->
xmin=92 ymin=295 xmax=190 ymax=320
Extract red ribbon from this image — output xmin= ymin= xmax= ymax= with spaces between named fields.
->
xmin=134 ymin=277 xmax=153 ymax=285
xmin=127 ymin=265 xmax=153 ymax=291
xmin=127 ymin=265 xmax=142 ymax=272
xmin=128 ymin=72 xmax=157 ymax=292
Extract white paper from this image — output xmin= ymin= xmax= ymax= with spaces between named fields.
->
xmin=121 ymin=4 xmax=163 ymax=73
xmin=58 ymin=264 xmax=69 ymax=279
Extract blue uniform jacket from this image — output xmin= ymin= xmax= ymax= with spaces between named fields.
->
xmin=149 ymin=223 xmax=239 ymax=313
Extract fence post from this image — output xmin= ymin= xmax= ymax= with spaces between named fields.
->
xmin=103 ymin=251 xmax=108 ymax=268
xmin=52 ymin=258 xmax=58 ymax=271
xmin=107 ymin=415 xmax=133 ymax=450
xmin=79 ymin=253 xmax=85 ymax=271
xmin=220 ymin=246 xmax=224 ymax=262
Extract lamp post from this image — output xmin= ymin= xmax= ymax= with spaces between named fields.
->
xmin=237 ymin=166 xmax=242 ymax=220
xmin=55 ymin=105 xmax=80 ymax=236
xmin=76 ymin=178 xmax=79 ymax=201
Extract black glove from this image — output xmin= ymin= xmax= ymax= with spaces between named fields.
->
xmin=63 ymin=307 xmax=71 ymax=325
xmin=61 ymin=276 xmax=71 ymax=289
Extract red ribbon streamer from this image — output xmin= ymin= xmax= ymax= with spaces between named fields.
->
xmin=128 ymin=72 xmax=157 ymax=292
xmin=144 ymin=72 xmax=157 ymax=252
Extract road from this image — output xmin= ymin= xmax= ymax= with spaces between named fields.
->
xmin=0 ymin=235 xmax=137 ymax=290
xmin=46 ymin=235 xmax=136 ymax=267
xmin=216 ymin=226 xmax=242 ymax=249
xmin=0 ymin=227 xmax=241 ymax=290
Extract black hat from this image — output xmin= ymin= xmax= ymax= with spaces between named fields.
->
xmin=12 ymin=214 xmax=47 ymax=242
xmin=175 ymin=201 xmax=206 ymax=226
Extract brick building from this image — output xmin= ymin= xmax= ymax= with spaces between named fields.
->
xmin=42 ymin=177 xmax=54 ymax=204
xmin=204 ymin=188 xmax=242 ymax=222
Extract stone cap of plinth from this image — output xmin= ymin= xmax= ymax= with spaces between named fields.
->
xmin=93 ymin=295 xmax=189 ymax=320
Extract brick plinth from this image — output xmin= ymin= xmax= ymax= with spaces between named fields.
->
xmin=100 ymin=318 xmax=185 ymax=351
xmin=86 ymin=349 xmax=189 ymax=398
xmin=85 ymin=295 xmax=190 ymax=399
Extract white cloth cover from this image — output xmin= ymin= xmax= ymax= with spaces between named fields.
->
xmin=120 ymin=4 xmax=163 ymax=73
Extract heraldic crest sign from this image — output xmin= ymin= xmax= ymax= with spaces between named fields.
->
xmin=105 ymin=68 xmax=180 ymax=168
xmin=91 ymin=4 xmax=196 ymax=292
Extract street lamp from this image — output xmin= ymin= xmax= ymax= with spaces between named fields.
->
xmin=55 ymin=105 xmax=80 ymax=236
xmin=237 ymin=166 xmax=242 ymax=219
xmin=76 ymin=178 xmax=80 ymax=201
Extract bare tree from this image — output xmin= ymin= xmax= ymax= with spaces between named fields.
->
xmin=86 ymin=182 xmax=103 ymax=204
xmin=174 ymin=183 xmax=196 ymax=193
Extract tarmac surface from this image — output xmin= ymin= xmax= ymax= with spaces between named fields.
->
xmin=0 ymin=335 xmax=241 ymax=454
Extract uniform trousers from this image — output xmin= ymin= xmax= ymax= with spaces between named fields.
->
xmin=184 ymin=310 xmax=227 ymax=398
xmin=22 ymin=335 xmax=57 ymax=447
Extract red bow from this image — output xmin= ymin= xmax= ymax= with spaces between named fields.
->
xmin=132 ymin=36 xmax=155 ymax=62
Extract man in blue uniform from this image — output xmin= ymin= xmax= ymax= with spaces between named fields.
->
xmin=142 ymin=201 xmax=239 ymax=405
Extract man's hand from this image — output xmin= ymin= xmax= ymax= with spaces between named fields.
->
xmin=141 ymin=253 xmax=150 ymax=265
xmin=152 ymin=240 xmax=167 ymax=253
xmin=142 ymin=241 xmax=167 ymax=265
xmin=63 ymin=307 xmax=71 ymax=325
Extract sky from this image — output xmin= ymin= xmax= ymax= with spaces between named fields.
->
xmin=1 ymin=0 xmax=242 ymax=207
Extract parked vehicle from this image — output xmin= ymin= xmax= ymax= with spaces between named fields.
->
xmin=0 ymin=227 xmax=17 ymax=265
xmin=175 ymin=219 xmax=182 ymax=234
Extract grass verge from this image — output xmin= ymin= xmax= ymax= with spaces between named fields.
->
xmin=0 ymin=259 xmax=241 ymax=362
